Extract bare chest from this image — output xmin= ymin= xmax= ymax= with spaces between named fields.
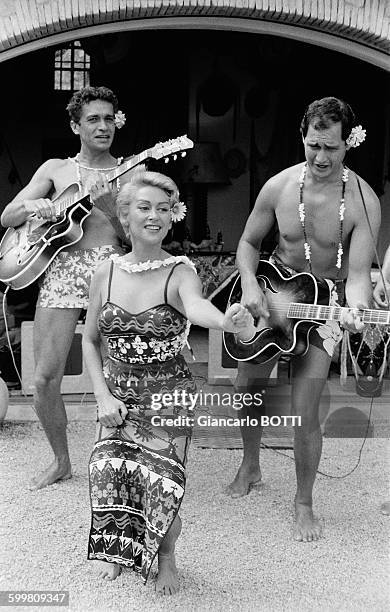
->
xmin=276 ymin=184 xmax=353 ymax=248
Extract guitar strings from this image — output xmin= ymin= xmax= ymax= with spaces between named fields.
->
xmin=236 ymin=303 xmax=389 ymax=322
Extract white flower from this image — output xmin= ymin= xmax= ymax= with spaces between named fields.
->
xmin=171 ymin=201 xmax=187 ymax=223
xmin=298 ymin=165 xmax=307 ymax=186
xmin=346 ymin=125 xmax=366 ymax=148
xmin=304 ymin=242 xmax=311 ymax=260
xmin=336 ymin=244 xmax=343 ymax=269
xmin=339 ymin=201 xmax=345 ymax=221
xmin=114 ymin=110 xmax=126 ymax=129
xmin=342 ymin=167 xmax=350 ymax=182
xmin=317 ymin=320 xmax=343 ymax=357
xmin=132 ymin=336 xmax=148 ymax=354
xmin=298 ymin=203 xmax=305 ymax=223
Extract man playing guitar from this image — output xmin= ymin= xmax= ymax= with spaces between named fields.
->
xmin=225 ymin=97 xmax=380 ymax=542
xmin=1 ymin=86 xmax=131 ymax=490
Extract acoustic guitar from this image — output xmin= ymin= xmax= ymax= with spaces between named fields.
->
xmin=0 ymin=135 xmax=193 ymax=290
xmin=223 ymin=259 xmax=390 ymax=364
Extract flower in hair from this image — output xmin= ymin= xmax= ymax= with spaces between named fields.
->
xmin=114 ymin=111 xmax=126 ymax=129
xmin=171 ymin=201 xmax=187 ymax=223
xmin=346 ymin=125 xmax=366 ymax=148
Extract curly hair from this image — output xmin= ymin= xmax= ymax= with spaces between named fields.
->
xmin=116 ymin=166 xmax=180 ymax=234
xmin=300 ymin=97 xmax=355 ymax=142
xmin=66 ymin=86 xmax=119 ymax=123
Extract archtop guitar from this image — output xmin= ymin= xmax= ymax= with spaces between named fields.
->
xmin=0 ymin=135 xmax=194 ymax=289
xmin=223 ymin=259 xmax=390 ymax=364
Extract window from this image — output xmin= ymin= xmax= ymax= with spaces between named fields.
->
xmin=54 ymin=40 xmax=90 ymax=91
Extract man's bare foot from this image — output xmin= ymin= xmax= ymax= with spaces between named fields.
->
xmin=224 ymin=467 xmax=262 ymax=499
xmin=380 ymin=501 xmax=390 ymax=515
xmin=28 ymin=459 xmax=72 ymax=491
xmin=294 ymin=501 xmax=322 ymax=542
xmin=155 ymin=552 xmax=179 ymax=596
xmin=95 ymin=561 xmax=122 ymax=581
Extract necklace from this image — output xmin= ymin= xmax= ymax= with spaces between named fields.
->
xmin=298 ymin=163 xmax=349 ymax=274
xmin=72 ymin=155 xmax=123 ymax=192
xmin=110 ymin=253 xmax=197 ymax=274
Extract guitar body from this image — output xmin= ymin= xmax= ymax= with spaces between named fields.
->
xmin=223 ymin=260 xmax=332 ymax=364
xmin=0 ymin=183 xmax=92 ymax=289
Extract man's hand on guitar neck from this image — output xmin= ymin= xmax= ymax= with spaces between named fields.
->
xmin=88 ymin=174 xmax=117 ymax=216
xmin=340 ymin=302 xmax=367 ymax=334
xmin=24 ymin=198 xmax=58 ymax=222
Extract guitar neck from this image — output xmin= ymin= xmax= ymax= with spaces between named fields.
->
xmin=105 ymin=148 xmax=152 ymax=183
xmin=56 ymin=150 xmax=152 ymax=215
xmin=55 ymin=134 xmax=193 ymax=215
xmin=288 ymin=303 xmax=390 ymax=326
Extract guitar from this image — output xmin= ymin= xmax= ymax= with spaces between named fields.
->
xmin=0 ymin=135 xmax=194 ymax=290
xmin=223 ymin=259 xmax=390 ymax=364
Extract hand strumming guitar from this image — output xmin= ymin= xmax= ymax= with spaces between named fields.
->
xmin=24 ymin=198 xmax=58 ymax=222
xmin=241 ymin=274 xmax=270 ymax=320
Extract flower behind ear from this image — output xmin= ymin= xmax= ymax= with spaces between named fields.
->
xmin=346 ymin=125 xmax=366 ymax=148
xmin=171 ymin=201 xmax=187 ymax=223
xmin=114 ymin=111 xmax=126 ymax=129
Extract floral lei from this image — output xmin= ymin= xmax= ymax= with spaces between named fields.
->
xmin=110 ymin=253 xmax=197 ymax=274
xmin=298 ymin=162 xmax=349 ymax=272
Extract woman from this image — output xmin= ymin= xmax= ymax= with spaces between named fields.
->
xmin=82 ymin=167 xmax=252 ymax=595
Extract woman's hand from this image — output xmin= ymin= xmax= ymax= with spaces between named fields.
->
xmin=222 ymin=303 xmax=255 ymax=335
xmin=97 ymin=394 xmax=128 ymax=428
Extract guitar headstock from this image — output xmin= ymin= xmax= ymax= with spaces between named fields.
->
xmin=150 ymin=135 xmax=194 ymax=163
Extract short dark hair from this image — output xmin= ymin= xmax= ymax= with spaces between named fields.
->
xmin=300 ymin=97 xmax=355 ymax=142
xmin=66 ymin=86 xmax=118 ymax=123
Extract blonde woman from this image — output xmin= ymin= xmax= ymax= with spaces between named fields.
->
xmin=83 ymin=167 xmax=252 ymax=594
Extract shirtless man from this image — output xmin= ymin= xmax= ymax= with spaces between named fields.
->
xmin=373 ymin=244 xmax=390 ymax=517
xmin=226 ymin=97 xmax=380 ymax=541
xmin=1 ymin=86 xmax=130 ymax=490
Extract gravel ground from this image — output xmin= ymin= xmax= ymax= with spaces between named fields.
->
xmin=0 ymin=421 xmax=389 ymax=612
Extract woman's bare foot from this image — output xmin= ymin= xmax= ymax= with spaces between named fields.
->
xmin=96 ymin=561 xmax=122 ymax=581
xmin=28 ymin=459 xmax=72 ymax=491
xmin=294 ymin=501 xmax=322 ymax=542
xmin=155 ymin=552 xmax=179 ymax=595
xmin=224 ymin=466 xmax=262 ymax=498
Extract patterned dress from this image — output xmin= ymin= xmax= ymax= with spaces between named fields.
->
xmin=88 ymin=258 xmax=197 ymax=583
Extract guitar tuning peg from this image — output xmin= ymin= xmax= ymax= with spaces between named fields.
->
xmin=164 ymin=157 xmax=169 ymax=164
xmin=181 ymin=152 xmax=187 ymax=157
xmin=173 ymin=154 xmax=177 ymax=160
